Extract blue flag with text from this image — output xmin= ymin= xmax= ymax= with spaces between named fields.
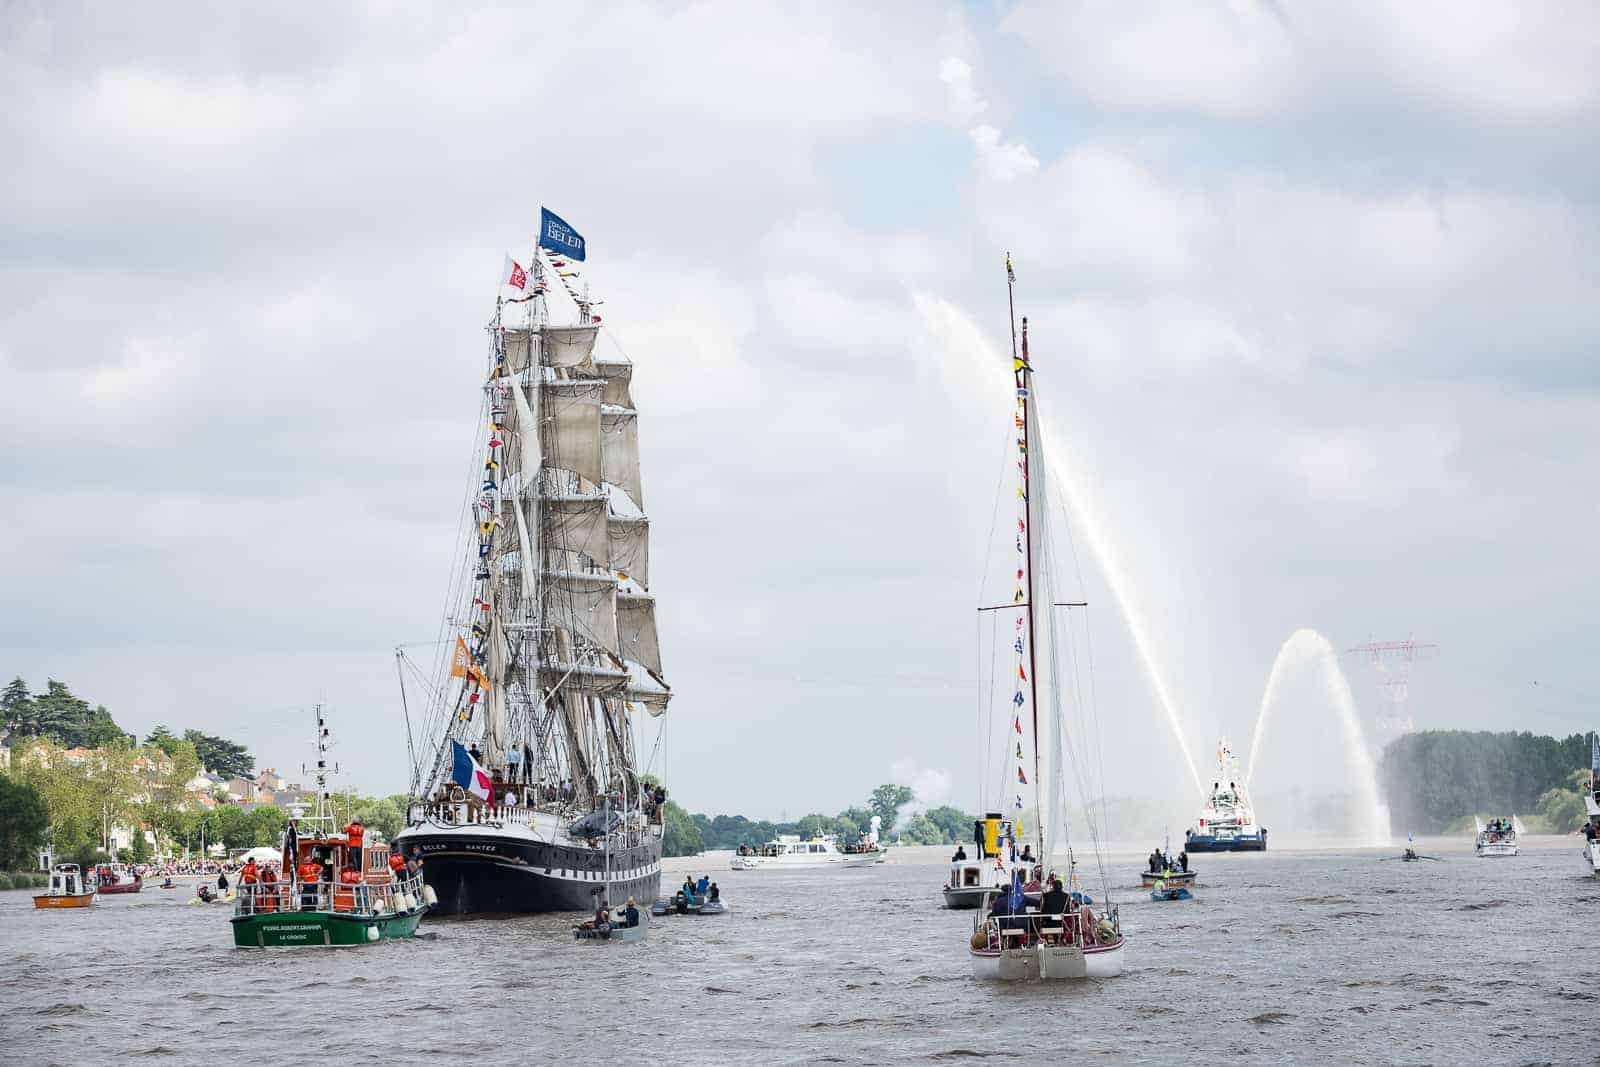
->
xmin=538 ymin=207 xmax=586 ymax=261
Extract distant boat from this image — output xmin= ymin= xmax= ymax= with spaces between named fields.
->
xmin=33 ymin=864 xmax=94 ymax=909
xmin=93 ymin=865 xmax=142 ymax=894
xmin=1150 ymin=884 xmax=1193 ymax=902
xmin=1184 ymin=742 xmax=1267 ymax=852
xmin=1475 ymin=816 xmax=1521 ymax=858
xmin=730 ymin=831 xmax=882 ymax=870
xmin=943 ymin=817 xmax=1032 ymax=909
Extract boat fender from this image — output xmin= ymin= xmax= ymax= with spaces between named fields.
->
xmin=422 ymin=885 xmax=438 ymax=906
xmin=366 ymin=925 xmax=380 ymax=942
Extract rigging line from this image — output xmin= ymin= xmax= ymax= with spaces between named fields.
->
xmin=1052 ymin=477 xmax=1113 ymax=892
xmin=396 ymin=649 xmax=416 ymax=796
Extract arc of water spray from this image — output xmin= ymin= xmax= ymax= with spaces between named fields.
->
xmin=1247 ymin=628 xmax=1390 ymax=847
xmin=1039 ymin=436 xmax=1205 ymax=797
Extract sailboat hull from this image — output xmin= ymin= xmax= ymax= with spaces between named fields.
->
xmin=395 ymin=828 xmax=661 ymax=916
xmin=969 ymin=946 xmax=1038 ymax=981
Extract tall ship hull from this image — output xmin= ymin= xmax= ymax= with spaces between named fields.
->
xmin=397 ymin=213 xmax=675 ymax=916
xmin=396 ymin=810 xmax=661 ymax=915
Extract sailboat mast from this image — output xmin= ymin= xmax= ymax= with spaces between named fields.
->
xmin=1006 ymin=254 xmax=1045 ymax=856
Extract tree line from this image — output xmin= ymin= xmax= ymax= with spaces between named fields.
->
xmin=1378 ymin=729 xmax=1593 ymax=833
xmin=660 ymin=781 xmax=976 ymax=858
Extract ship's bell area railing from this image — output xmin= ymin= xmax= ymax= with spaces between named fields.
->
xmin=232 ymin=872 xmax=428 ymax=919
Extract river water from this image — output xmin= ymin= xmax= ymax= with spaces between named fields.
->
xmin=1 ymin=838 xmax=1593 ymax=1065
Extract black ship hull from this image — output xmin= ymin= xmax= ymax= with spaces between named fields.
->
xmin=396 ymin=828 xmax=662 ymax=915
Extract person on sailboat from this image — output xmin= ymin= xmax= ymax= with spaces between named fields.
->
xmin=623 ymin=898 xmax=640 ymax=928
xmin=1040 ymin=877 xmax=1068 ymax=923
xmin=1178 ymin=850 xmax=1189 ymax=873
xmin=952 ymin=844 xmax=967 ymax=862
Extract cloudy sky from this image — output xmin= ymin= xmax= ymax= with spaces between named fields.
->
xmin=3 ymin=3 xmax=1595 ymax=827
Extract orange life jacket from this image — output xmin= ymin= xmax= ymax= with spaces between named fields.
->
xmin=241 ymin=863 xmax=259 ymax=884
xmin=388 ymin=854 xmax=405 ymax=873
xmin=297 ymin=862 xmax=321 ymax=883
xmin=344 ymin=823 xmax=365 ymax=847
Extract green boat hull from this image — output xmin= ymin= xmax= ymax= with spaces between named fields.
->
xmin=231 ymin=909 xmax=423 ymax=948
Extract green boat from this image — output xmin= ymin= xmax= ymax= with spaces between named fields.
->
xmin=231 ymin=706 xmax=433 ymax=948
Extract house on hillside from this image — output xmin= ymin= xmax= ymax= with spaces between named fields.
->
xmin=225 ymin=777 xmax=260 ymax=802
xmin=255 ymin=767 xmax=287 ymax=793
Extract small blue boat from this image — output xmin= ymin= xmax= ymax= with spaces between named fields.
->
xmin=1150 ymin=886 xmax=1192 ymax=902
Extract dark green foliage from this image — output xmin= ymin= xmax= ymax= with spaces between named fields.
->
xmin=182 ymin=730 xmax=255 ymax=779
xmin=2 ymin=678 xmax=133 ymax=748
xmin=144 ymin=725 xmax=184 ymax=757
xmin=683 ymin=788 xmax=977 ymax=852
xmin=661 ymin=800 xmax=703 ymax=857
xmin=1379 ymin=730 xmax=1590 ymax=832
xmin=0 ymin=776 xmax=50 ymax=870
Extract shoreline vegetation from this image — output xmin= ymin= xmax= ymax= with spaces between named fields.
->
xmin=1378 ymin=729 xmax=1593 ymax=835
xmin=663 ymin=783 xmax=976 ymax=859
xmin=0 ymin=675 xmax=408 ymax=872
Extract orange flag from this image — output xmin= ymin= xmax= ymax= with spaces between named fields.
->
xmin=450 ymin=636 xmax=491 ymax=690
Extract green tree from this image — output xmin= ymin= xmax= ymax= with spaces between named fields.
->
xmin=0 ymin=775 xmax=50 ymax=869
xmin=662 ymin=800 xmax=704 ymax=857
xmin=925 ymin=805 xmax=975 ymax=844
xmin=348 ymin=793 xmax=407 ymax=842
xmin=1 ymin=677 xmax=37 ymax=736
xmin=795 ymin=813 xmax=837 ymax=839
xmin=182 ymin=730 xmax=254 ymax=779
xmin=144 ymin=725 xmax=183 ymax=757
xmin=868 ymin=783 xmax=914 ymax=830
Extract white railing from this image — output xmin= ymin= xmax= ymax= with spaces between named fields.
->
xmin=232 ymin=872 xmax=427 ymax=919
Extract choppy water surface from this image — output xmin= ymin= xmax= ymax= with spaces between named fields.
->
xmin=1 ymin=840 xmax=1594 ymax=1064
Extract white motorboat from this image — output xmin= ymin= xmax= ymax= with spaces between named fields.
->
xmin=729 ymin=830 xmax=882 ymax=870
xmin=964 ymin=261 xmax=1124 ymax=982
xmin=1475 ymin=815 xmax=1521 ymax=857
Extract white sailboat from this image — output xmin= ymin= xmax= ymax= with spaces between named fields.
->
xmin=966 ymin=257 xmax=1124 ymax=982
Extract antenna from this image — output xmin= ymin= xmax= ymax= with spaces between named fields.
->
xmin=302 ymin=704 xmax=341 ymax=829
xmin=1345 ymin=638 xmax=1438 ymax=741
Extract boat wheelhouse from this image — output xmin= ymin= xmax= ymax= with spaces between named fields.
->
xmin=944 ymin=813 xmax=1032 ymax=909
xmin=33 ymin=864 xmax=95 ymax=909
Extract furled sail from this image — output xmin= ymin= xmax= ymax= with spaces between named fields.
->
xmin=616 ymin=593 xmax=661 ymax=674
xmin=601 ymin=409 xmax=643 ymax=510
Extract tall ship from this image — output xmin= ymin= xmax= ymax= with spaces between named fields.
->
xmin=395 ymin=211 xmax=672 ymax=914
xmin=1184 ymin=742 xmax=1267 ymax=852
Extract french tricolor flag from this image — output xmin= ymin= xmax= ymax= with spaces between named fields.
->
xmin=451 ymin=740 xmax=494 ymax=802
